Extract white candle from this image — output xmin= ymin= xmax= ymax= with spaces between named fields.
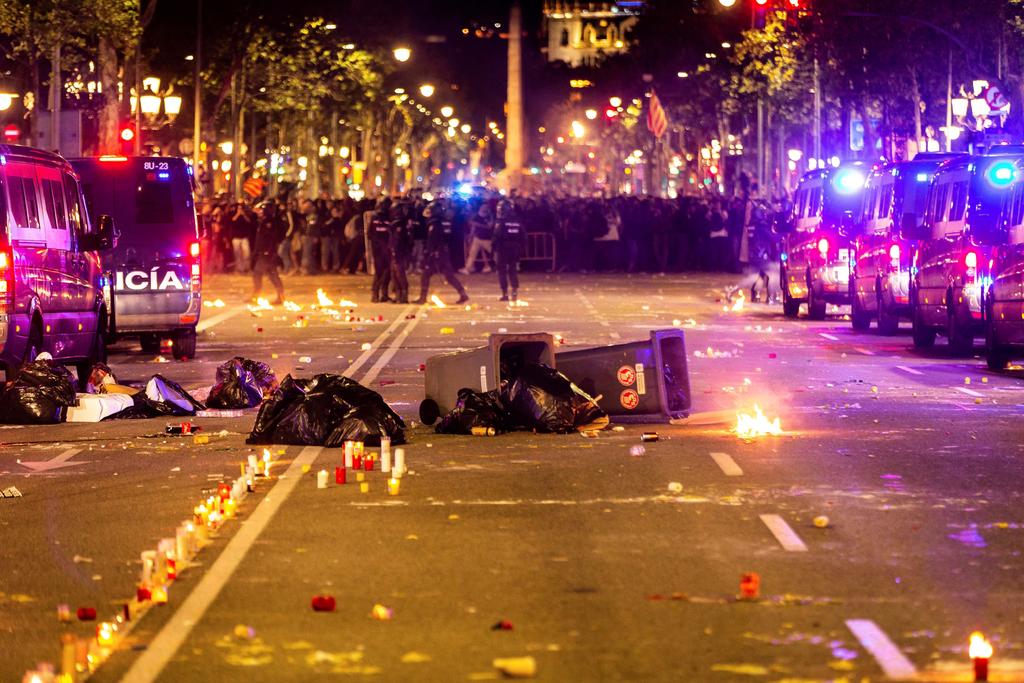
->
xmin=247 ymin=454 xmax=258 ymax=471
xmin=381 ymin=449 xmax=391 ymax=473
xmin=317 ymin=469 xmax=328 ymax=489
xmin=175 ymin=525 xmax=189 ymax=563
xmin=140 ymin=551 xmax=156 ymax=586
xmin=381 ymin=436 xmax=391 ymax=462
xmin=344 ymin=441 xmax=354 ymax=468
xmin=394 ymin=448 xmax=405 ymax=478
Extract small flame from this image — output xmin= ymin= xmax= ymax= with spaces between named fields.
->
xmin=316 ymin=288 xmax=334 ymax=307
xmin=336 ymin=299 xmax=358 ymax=308
xmin=969 ymin=631 xmax=993 ymax=659
xmin=283 ymin=300 xmax=302 ymax=312
xmin=731 ymin=294 xmax=746 ymax=312
xmin=430 ymin=295 xmax=446 ymax=308
xmin=735 ymin=405 xmax=783 ymax=438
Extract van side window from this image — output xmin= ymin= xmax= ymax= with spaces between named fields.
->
xmin=8 ymin=177 xmax=41 ymax=229
xmin=949 ymin=181 xmax=968 ymax=221
xmin=808 ymin=188 xmax=821 ymax=217
xmin=1013 ymin=185 xmax=1024 ymax=227
xmin=43 ymin=179 xmax=68 ymax=229
xmin=63 ymin=175 xmax=85 ymax=236
xmin=880 ymin=184 xmax=894 ymax=219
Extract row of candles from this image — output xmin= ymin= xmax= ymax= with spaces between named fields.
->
xmin=27 ymin=448 xmax=285 ymax=683
xmin=316 ymin=438 xmax=406 ymax=496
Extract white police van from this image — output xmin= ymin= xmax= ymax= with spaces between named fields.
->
xmin=72 ymin=156 xmax=201 ymax=359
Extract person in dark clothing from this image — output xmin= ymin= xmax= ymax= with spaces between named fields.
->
xmin=389 ymin=201 xmax=414 ymax=304
xmin=493 ymin=199 xmax=526 ymax=302
xmin=250 ymin=202 xmax=286 ymax=304
xmin=229 ymin=203 xmax=254 ymax=274
xmin=414 ymin=199 xmax=469 ymax=305
xmin=321 ymin=203 xmax=345 ymax=272
xmin=369 ymin=198 xmax=393 ymax=302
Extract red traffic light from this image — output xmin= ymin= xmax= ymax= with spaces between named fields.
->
xmin=120 ymin=126 xmax=135 ymax=142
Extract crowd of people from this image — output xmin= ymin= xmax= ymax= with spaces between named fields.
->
xmin=198 ymin=185 xmax=787 ymax=304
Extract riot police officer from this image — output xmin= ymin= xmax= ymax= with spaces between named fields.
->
xmin=414 ymin=199 xmax=469 ymax=305
xmin=493 ymin=199 xmax=526 ymax=302
xmin=389 ymin=201 xmax=414 ymax=304
xmin=368 ymin=197 xmax=393 ymax=302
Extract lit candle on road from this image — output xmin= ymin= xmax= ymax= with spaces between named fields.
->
xmin=344 ymin=441 xmax=354 ymax=468
xmin=387 ymin=478 xmax=400 ymax=496
xmin=247 ymin=454 xmax=258 ymax=472
xmin=335 ymin=467 xmax=346 ymax=485
xmin=394 ymin=448 xmax=405 ymax=478
xmin=97 ymin=622 xmax=116 ymax=647
xmin=381 ymin=437 xmax=391 ymax=466
xmin=970 ymin=631 xmax=993 ymax=682
xmin=317 ymin=469 xmax=328 ymax=489
xmin=359 ymin=482 xmax=369 ymax=494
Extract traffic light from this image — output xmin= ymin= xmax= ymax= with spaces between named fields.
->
xmin=119 ymin=123 xmax=135 ymax=154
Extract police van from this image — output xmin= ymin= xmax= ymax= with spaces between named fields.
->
xmin=0 ymin=144 xmax=115 ymax=384
xmin=71 ymin=156 xmax=201 ymax=359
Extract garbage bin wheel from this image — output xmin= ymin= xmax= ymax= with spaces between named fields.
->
xmin=419 ymin=398 xmax=440 ymax=425
xmin=173 ymin=329 xmax=197 ymax=360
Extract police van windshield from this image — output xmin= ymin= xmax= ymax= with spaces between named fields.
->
xmin=74 ymin=158 xmax=196 ymax=252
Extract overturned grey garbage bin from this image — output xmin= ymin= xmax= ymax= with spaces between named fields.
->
xmin=555 ymin=329 xmax=690 ymax=423
xmin=420 ymin=333 xmax=555 ymax=425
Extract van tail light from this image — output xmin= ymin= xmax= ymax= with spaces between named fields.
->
xmin=189 ymin=241 xmax=201 ymax=294
xmin=817 ymin=237 xmax=829 ymax=257
xmin=0 ymin=247 xmax=13 ymax=313
xmin=889 ymin=244 xmax=901 ymax=269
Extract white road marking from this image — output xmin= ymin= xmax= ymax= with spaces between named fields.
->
xmin=846 ymin=619 xmax=918 ymax=680
xmin=956 ymin=386 xmax=984 ymax=398
xmin=896 ymin=365 xmax=924 ymax=376
xmin=854 ymin=346 xmax=876 ymax=356
xmin=609 ymin=331 xmax=621 ymax=339
xmin=819 ymin=332 xmax=840 ymax=341
xmin=343 ymin=305 xmax=414 ymax=379
xmin=19 ymin=448 xmax=83 ymax=473
xmin=195 ymin=308 xmax=241 ymax=332
xmin=361 ymin=307 xmax=425 ymax=386
xmin=120 ymin=447 xmax=323 ymax=683
xmin=759 ymin=513 xmax=808 ymax=552
xmin=710 ymin=452 xmax=743 ymax=476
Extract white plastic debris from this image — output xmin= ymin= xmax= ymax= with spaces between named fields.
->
xmin=298 ymin=356 xmax=312 ymax=364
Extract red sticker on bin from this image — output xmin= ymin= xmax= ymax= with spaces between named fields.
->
xmin=620 ymin=389 xmax=640 ymax=410
xmin=617 ymin=365 xmax=636 ymax=386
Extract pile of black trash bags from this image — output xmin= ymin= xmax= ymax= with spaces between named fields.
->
xmin=247 ymin=373 xmax=405 ymax=447
xmin=206 ymin=357 xmax=278 ymax=409
xmin=436 ymin=363 xmax=607 ymax=435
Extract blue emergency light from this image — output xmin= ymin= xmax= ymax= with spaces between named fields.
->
xmin=986 ymin=161 xmax=1017 ymax=187
xmin=834 ymin=168 xmax=866 ymax=194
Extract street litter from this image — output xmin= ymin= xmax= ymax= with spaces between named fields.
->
xmin=813 ymin=516 xmax=831 ymax=528
xmin=667 ymin=482 xmax=683 ymax=493
xmin=0 ymin=358 xmax=77 ymax=424
xmin=435 ymin=364 xmax=607 ymax=435
xmin=247 ymin=374 xmax=405 ymax=447
xmin=370 ymin=603 xmax=393 ymax=620
xmin=629 ymin=445 xmax=646 ymax=457
xmin=641 ymin=432 xmax=659 ymax=442
xmin=207 ymin=357 xmax=278 ymax=409
xmin=493 ymin=656 xmax=537 ymax=678
xmin=492 ymin=620 xmax=515 ymax=631
xmin=1 ymin=486 xmax=23 ymax=498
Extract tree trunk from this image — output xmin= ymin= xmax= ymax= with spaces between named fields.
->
xmin=97 ymin=36 xmax=121 ymax=154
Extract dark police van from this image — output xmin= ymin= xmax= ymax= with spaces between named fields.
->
xmin=984 ymin=158 xmax=1024 ymax=369
xmin=72 ymin=156 xmax=201 ymax=359
xmin=779 ymin=162 xmax=868 ymax=319
xmin=0 ymin=145 xmax=115 ymax=384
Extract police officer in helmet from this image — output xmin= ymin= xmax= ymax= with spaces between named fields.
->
xmin=389 ymin=200 xmax=413 ymax=304
xmin=493 ymin=199 xmax=525 ymax=302
xmin=249 ymin=201 xmax=286 ymax=305
xmin=414 ymin=198 xmax=469 ymax=305
xmin=368 ymin=197 xmax=393 ymax=302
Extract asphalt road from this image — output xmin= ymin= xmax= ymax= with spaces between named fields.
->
xmin=3 ymin=270 xmax=1024 ymax=682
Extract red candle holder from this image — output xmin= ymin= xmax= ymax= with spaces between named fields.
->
xmin=335 ymin=467 xmax=346 ymax=485
xmin=974 ymin=657 xmax=989 ymax=682
xmin=353 ymin=455 xmax=363 ymax=470
xmin=76 ymin=607 xmax=97 ymax=621
xmin=739 ymin=572 xmax=760 ymax=599
xmin=311 ymin=595 xmax=336 ymax=612
xmin=364 ymin=457 xmax=373 ymax=471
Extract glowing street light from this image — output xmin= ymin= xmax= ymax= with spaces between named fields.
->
xmin=393 ymin=46 xmax=411 ymax=62
xmin=419 ymin=84 xmax=435 ymax=98
xmin=570 ymin=120 xmax=585 ymax=139
xmin=585 ymin=108 xmax=598 ymax=120
xmin=609 ymin=96 xmax=622 ymax=108
xmin=449 ymin=118 xmax=460 ymax=127
xmin=0 ymin=93 xmax=19 ymax=112
xmin=460 ymin=123 xmax=471 ymax=134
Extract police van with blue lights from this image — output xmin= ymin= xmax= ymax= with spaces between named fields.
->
xmin=850 ymin=153 xmax=963 ymax=334
xmin=982 ymin=157 xmax=1024 ymax=369
xmin=71 ymin=156 xmax=201 ymax=359
xmin=779 ymin=162 xmax=868 ymax=319
xmin=910 ymin=153 xmax=1024 ymax=356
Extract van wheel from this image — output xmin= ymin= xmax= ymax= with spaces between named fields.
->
xmin=75 ymin=328 xmax=107 ymax=391
xmin=911 ymin=302 xmax=936 ymax=348
xmin=806 ymin=283 xmax=826 ymax=320
xmin=877 ymin=293 xmax=900 ymax=335
xmin=22 ymin=324 xmax=43 ymax=366
xmin=140 ymin=334 xmax=161 ymax=353
xmin=850 ymin=290 xmax=871 ymax=330
xmin=986 ymin=318 xmax=1010 ymax=371
xmin=947 ymin=309 xmax=974 ymax=357
xmin=173 ymin=329 xmax=197 ymax=360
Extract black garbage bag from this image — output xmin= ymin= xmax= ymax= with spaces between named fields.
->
xmin=503 ymin=363 xmax=608 ymax=434
xmin=0 ymin=360 xmax=78 ymax=424
xmin=206 ymin=357 xmax=278 ymax=409
xmin=110 ymin=375 xmax=205 ymax=419
xmin=435 ymin=388 xmax=510 ymax=435
xmin=247 ymin=373 xmax=405 ymax=447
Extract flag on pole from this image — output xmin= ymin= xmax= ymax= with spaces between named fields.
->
xmin=243 ymin=176 xmax=267 ymax=199
xmin=646 ymin=89 xmax=669 ymax=139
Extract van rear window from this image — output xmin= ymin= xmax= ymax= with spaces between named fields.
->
xmin=136 ymin=182 xmax=174 ymax=224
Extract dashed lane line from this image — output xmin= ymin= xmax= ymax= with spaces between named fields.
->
xmin=895 ymin=365 xmax=924 ymax=376
xmin=360 ymin=305 xmax=425 ymax=387
xmin=819 ymin=332 xmax=840 ymax=341
xmin=120 ymin=446 xmax=323 ymax=683
xmin=709 ymin=452 xmax=743 ymax=476
xmin=955 ymin=386 xmax=984 ymax=398
xmin=759 ymin=513 xmax=808 ymax=552
xmin=854 ymin=346 xmax=876 ymax=356
xmin=845 ymin=619 xmax=918 ymax=680
xmin=195 ymin=308 xmax=242 ymax=333
xmin=343 ymin=305 xmax=414 ymax=380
